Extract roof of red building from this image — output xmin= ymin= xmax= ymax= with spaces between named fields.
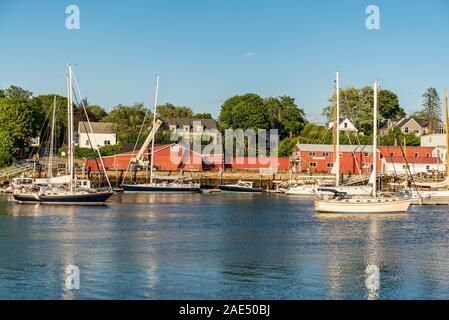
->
xmin=384 ymin=157 xmax=441 ymax=164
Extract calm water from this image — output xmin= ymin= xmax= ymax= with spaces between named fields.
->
xmin=1 ymin=192 xmax=449 ymax=300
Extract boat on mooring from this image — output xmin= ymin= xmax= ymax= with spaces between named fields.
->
xmin=315 ymin=76 xmax=411 ymax=213
xmin=13 ymin=65 xmax=114 ymax=205
xmin=120 ymin=76 xmax=201 ymax=194
xmin=219 ymin=180 xmax=264 ymax=193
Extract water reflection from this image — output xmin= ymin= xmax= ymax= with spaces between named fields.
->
xmin=2 ymin=194 xmax=449 ymax=299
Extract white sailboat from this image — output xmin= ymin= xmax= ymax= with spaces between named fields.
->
xmin=286 ymin=72 xmax=373 ymax=197
xmin=14 ymin=65 xmax=114 ymax=205
xmin=121 ymin=76 xmax=201 ymax=193
xmin=403 ymin=90 xmax=449 ymax=203
xmin=315 ymin=79 xmax=411 ymax=213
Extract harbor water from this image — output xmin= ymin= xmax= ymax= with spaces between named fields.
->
xmin=1 ymin=193 xmax=449 ymax=299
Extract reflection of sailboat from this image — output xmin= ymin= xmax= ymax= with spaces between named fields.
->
xmin=315 ymin=80 xmax=411 ymax=213
xmin=13 ymin=65 xmax=114 ymax=205
xmin=121 ymin=76 xmax=200 ymax=193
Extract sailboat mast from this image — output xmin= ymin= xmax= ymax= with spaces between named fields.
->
xmin=373 ymin=80 xmax=378 ymax=197
xmin=68 ymin=64 xmax=74 ymax=191
xmin=332 ymin=84 xmax=337 ymax=165
xmin=149 ymin=75 xmax=160 ymax=184
xmin=444 ymin=89 xmax=449 ymax=181
xmin=48 ymin=96 xmax=57 ymax=178
xmin=335 ymin=72 xmax=340 ymax=186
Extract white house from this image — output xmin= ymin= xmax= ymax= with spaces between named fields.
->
xmin=421 ymin=133 xmax=446 ymax=148
xmin=78 ymin=121 xmax=117 ymax=149
xmin=327 ymin=117 xmax=358 ymax=133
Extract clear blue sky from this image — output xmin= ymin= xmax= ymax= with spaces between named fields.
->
xmin=1 ymin=0 xmax=449 ymax=122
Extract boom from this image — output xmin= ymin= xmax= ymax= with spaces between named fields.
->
xmin=131 ymin=119 xmax=163 ymax=165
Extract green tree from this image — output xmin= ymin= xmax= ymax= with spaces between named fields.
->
xmin=86 ymin=105 xmax=108 ymax=122
xmin=298 ymin=123 xmax=333 ymax=144
xmin=0 ymin=98 xmax=41 ymax=167
xmin=322 ymin=87 xmax=405 ymax=135
xmin=0 ymin=88 xmax=5 ymax=98
xmin=277 ymin=137 xmax=299 ymax=157
xmin=103 ymin=103 xmax=149 ymax=143
xmin=265 ymin=96 xmax=307 ymax=139
xmin=194 ymin=112 xmax=213 ymax=119
xmin=219 ymin=93 xmax=270 ymax=130
xmin=4 ymin=85 xmax=33 ymax=99
xmin=421 ymin=87 xmax=442 ymax=132
xmin=379 ymin=127 xmax=420 ymax=146
xmin=157 ymin=103 xmax=194 ymax=118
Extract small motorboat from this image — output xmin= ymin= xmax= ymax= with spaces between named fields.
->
xmin=219 ymin=180 xmax=263 ymax=193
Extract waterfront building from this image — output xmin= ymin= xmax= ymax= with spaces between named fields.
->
xmin=292 ymin=143 xmax=441 ymax=175
xmin=77 ymin=121 xmax=117 ymax=149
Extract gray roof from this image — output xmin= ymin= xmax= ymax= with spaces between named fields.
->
xmin=162 ymin=118 xmax=217 ymax=130
xmin=296 ymin=144 xmax=375 ymax=153
xmin=78 ymin=121 xmax=116 ymax=134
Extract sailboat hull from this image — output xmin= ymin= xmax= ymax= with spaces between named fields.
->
xmin=315 ymin=198 xmax=411 ymax=213
xmin=13 ymin=191 xmax=114 ymax=205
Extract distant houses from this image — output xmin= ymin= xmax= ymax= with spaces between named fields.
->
xmin=380 ymin=117 xmax=431 ymax=137
xmin=161 ymin=118 xmax=219 ymax=143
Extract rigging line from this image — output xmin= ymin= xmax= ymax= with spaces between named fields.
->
xmin=72 ymin=92 xmax=104 ymax=186
xmin=71 ymin=70 xmax=112 ymax=190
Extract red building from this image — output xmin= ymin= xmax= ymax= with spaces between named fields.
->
xmin=292 ymin=144 xmax=440 ymax=175
xmin=85 ymin=143 xmax=291 ymax=172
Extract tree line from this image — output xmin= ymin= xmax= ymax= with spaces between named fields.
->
xmin=0 ymin=84 xmax=444 ymax=167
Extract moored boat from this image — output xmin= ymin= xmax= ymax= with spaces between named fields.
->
xmin=315 ymin=77 xmax=411 ymax=214
xmin=219 ymin=180 xmax=263 ymax=193
xmin=13 ymin=65 xmax=114 ymax=206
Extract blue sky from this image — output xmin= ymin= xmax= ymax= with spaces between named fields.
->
xmin=1 ymin=0 xmax=449 ymax=122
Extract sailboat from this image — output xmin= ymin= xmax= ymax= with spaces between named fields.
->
xmin=121 ymin=76 xmax=201 ymax=193
xmin=315 ymin=80 xmax=411 ymax=213
xmin=402 ymin=90 xmax=449 ymax=204
xmin=13 ymin=65 xmax=114 ymax=205
xmin=286 ymin=72 xmax=373 ymax=197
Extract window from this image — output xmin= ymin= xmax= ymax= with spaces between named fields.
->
xmin=309 ymin=152 xmax=316 ymax=157
xmin=323 ymin=152 xmax=329 ymax=157
xmin=426 ymin=165 xmax=430 ymax=170
xmin=339 ymin=153 xmax=343 ymax=158
xmin=404 ymin=127 xmax=409 ymax=133
xmin=86 ymin=140 xmax=90 ymax=146
xmin=414 ymin=153 xmax=419 ymax=158
xmin=104 ymin=140 xmax=111 ymax=145
xmin=426 ymin=153 xmax=430 ymax=158
xmin=309 ymin=162 xmax=317 ymax=167
xmin=414 ymin=129 xmax=420 ymax=134
xmin=403 ymin=164 xmax=410 ymax=169
xmin=390 ymin=152 xmax=394 ymax=157
xmin=364 ymin=152 xmax=369 ymax=157
xmin=326 ymin=163 xmax=334 ymax=168
xmin=344 ymin=123 xmax=348 ymax=128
